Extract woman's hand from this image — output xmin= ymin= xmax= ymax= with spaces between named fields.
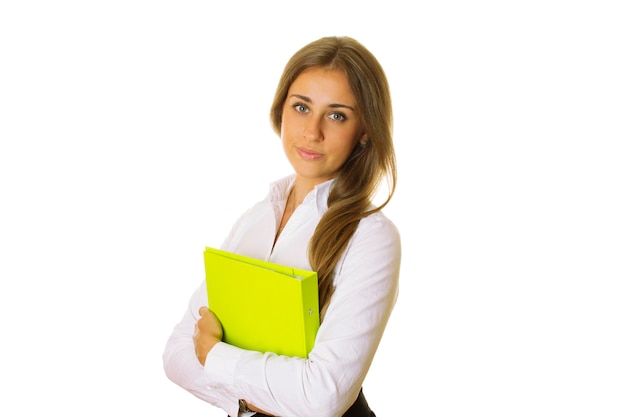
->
xmin=193 ymin=306 xmax=223 ymax=366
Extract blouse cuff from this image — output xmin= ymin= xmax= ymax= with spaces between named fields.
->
xmin=204 ymin=341 xmax=243 ymax=387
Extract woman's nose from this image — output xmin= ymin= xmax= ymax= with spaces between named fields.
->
xmin=303 ymin=117 xmax=323 ymax=141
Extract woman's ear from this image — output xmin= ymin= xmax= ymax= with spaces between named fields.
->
xmin=359 ymin=133 xmax=368 ymax=146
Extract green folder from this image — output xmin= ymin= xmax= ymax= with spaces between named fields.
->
xmin=204 ymin=247 xmax=320 ymax=358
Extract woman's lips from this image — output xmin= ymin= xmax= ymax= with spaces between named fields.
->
xmin=296 ymin=146 xmax=324 ymax=161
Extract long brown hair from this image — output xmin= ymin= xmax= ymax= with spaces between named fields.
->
xmin=270 ymin=36 xmax=396 ymax=318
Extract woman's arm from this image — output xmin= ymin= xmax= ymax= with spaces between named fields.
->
xmin=163 ymin=213 xmax=400 ymax=417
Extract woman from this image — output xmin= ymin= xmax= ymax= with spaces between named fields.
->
xmin=163 ymin=36 xmax=401 ymax=417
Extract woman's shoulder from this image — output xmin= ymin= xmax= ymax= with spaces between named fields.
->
xmin=356 ymin=209 xmax=401 ymax=244
xmin=334 ymin=209 xmax=401 ymax=280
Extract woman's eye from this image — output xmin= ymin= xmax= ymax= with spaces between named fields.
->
xmin=329 ymin=112 xmax=346 ymax=121
xmin=294 ymin=103 xmax=308 ymax=113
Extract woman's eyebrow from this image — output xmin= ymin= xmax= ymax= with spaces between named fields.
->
xmin=288 ymin=94 xmax=355 ymax=111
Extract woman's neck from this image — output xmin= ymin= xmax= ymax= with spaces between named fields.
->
xmin=291 ymin=175 xmax=331 ymax=206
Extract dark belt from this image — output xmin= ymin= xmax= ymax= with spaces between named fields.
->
xmin=246 ymin=388 xmax=375 ymax=417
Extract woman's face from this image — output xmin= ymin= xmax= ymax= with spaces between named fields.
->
xmin=281 ymin=67 xmax=364 ymax=189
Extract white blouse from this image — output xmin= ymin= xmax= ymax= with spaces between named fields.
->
xmin=163 ymin=175 xmax=401 ymax=417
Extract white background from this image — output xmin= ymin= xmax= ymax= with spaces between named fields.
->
xmin=1 ymin=1 xmax=624 ymax=416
